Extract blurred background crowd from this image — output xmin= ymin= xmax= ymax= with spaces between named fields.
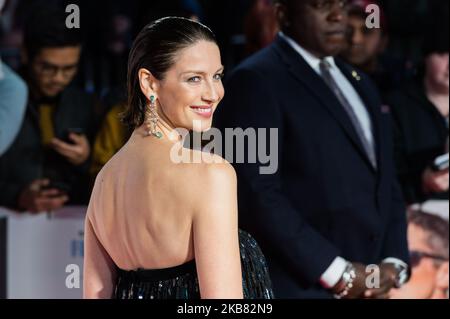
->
xmin=0 ymin=0 xmax=448 ymax=299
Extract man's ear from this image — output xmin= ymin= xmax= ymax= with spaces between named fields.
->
xmin=138 ymin=68 xmax=160 ymax=100
xmin=274 ymin=3 xmax=290 ymax=29
xmin=435 ymin=261 xmax=449 ymax=291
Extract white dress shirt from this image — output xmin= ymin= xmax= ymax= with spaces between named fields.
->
xmin=279 ymin=32 xmax=407 ymax=289
xmin=279 ymin=32 xmax=374 ymax=149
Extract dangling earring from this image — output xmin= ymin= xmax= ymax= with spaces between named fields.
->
xmin=146 ymin=95 xmax=163 ymax=139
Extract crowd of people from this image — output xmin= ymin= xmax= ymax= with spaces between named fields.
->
xmin=0 ymin=0 xmax=448 ymax=299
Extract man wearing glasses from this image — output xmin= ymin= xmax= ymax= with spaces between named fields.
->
xmin=0 ymin=4 xmax=97 ymax=213
xmin=391 ymin=210 xmax=449 ymax=299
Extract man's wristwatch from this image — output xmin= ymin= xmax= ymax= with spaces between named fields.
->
xmin=383 ymin=258 xmax=410 ymax=288
xmin=333 ymin=262 xmax=357 ymax=299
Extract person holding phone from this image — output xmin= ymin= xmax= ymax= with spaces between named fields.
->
xmin=50 ymin=128 xmax=91 ymax=166
xmin=0 ymin=4 xmax=97 ymax=213
xmin=388 ymin=10 xmax=449 ymax=204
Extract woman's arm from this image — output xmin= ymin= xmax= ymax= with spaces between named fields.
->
xmin=83 ymin=215 xmax=117 ymax=298
xmin=192 ymin=161 xmax=244 ymax=299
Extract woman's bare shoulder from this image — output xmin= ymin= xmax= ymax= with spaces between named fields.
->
xmin=176 ymin=152 xmax=237 ymax=212
xmin=180 ymin=151 xmax=236 ymax=186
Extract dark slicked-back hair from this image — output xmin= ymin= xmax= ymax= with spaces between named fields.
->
xmin=23 ymin=4 xmax=82 ymax=61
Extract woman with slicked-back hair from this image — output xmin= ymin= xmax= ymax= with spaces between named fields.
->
xmin=83 ymin=17 xmax=273 ymax=299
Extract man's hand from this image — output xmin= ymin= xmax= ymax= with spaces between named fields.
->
xmin=332 ymin=263 xmax=368 ymax=299
xmin=18 ymin=179 xmax=69 ymax=213
xmin=51 ymin=133 xmax=90 ymax=166
xmin=364 ymin=263 xmax=397 ymax=299
xmin=422 ymin=167 xmax=449 ymax=194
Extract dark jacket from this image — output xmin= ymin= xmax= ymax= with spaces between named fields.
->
xmin=387 ymin=81 xmax=449 ymax=204
xmin=214 ymin=35 xmax=409 ymax=298
xmin=0 ymin=87 xmax=97 ymax=209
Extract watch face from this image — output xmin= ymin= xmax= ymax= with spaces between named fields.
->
xmin=396 ymin=269 xmax=409 ymax=288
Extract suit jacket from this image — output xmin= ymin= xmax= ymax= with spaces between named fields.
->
xmin=214 ymin=35 xmax=409 ymax=298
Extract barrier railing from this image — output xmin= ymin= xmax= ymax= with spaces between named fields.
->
xmin=0 ymin=206 xmax=86 ymax=299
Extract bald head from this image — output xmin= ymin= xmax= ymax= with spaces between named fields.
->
xmin=274 ymin=0 xmax=299 ymax=31
xmin=274 ymin=0 xmax=349 ymax=58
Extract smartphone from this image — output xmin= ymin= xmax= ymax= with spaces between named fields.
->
xmin=60 ymin=128 xmax=85 ymax=144
xmin=431 ymin=153 xmax=449 ymax=172
xmin=41 ymin=181 xmax=71 ymax=195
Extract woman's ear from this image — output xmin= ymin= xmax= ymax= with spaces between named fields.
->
xmin=138 ymin=68 xmax=159 ymax=100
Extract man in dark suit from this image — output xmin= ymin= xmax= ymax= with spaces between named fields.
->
xmin=214 ymin=0 xmax=410 ymax=298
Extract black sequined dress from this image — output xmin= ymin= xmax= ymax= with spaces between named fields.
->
xmin=114 ymin=230 xmax=274 ymax=299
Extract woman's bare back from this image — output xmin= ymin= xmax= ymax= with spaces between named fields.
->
xmin=87 ymin=129 xmax=200 ymax=271
xmin=85 ymin=127 xmax=244 ymax=299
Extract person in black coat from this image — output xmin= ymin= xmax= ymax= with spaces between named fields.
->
xmin=0 ymin=5 xmax=97 ymax=212
xmin=214 ymin=0 xmax=409 ymax=299
xmin=387 ymin=13 xmax=449 ymax=205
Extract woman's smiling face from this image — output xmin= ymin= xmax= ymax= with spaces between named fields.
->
xmin=152 ymin=40 xmax=225 ymax=132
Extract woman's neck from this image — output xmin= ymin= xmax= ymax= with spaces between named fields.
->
xmin=425 ymin=79 xmax=449 ymax=118
xmin=155 ymin=118 xmax=184 ymax=143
